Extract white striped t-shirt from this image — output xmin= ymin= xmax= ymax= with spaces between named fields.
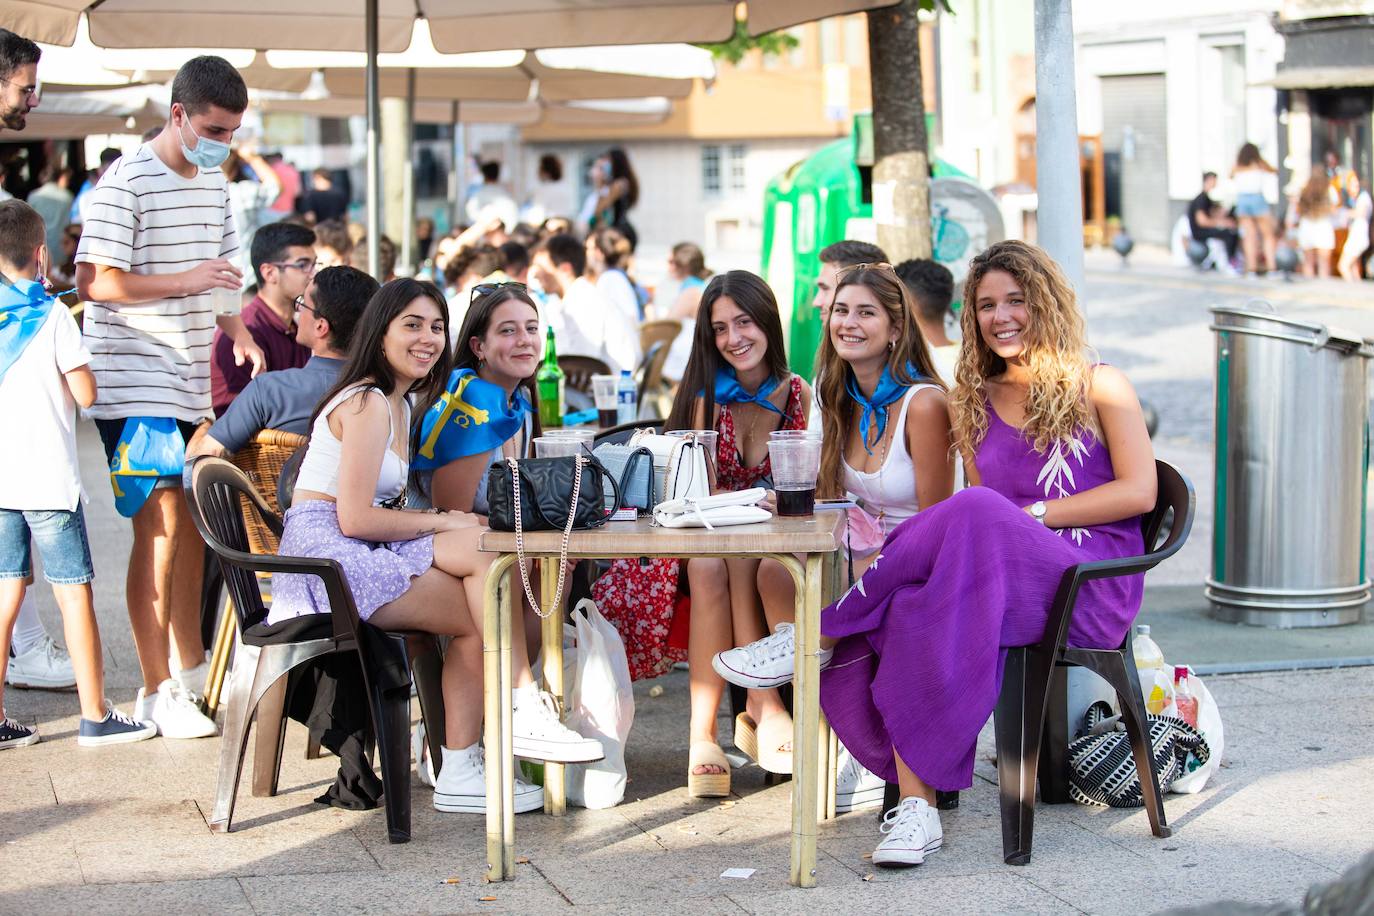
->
xmin=77 ymin=144 xmax=240 ymax=423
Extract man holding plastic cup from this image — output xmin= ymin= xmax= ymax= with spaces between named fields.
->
xmin=75 ymin=56 xmax=263 ymax=739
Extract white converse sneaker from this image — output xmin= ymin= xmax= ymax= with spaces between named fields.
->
xmin=872 ymin=796 xmax=943 ymax=868
xmin=433 ymin=743 xmax=544 ymax=814
xmin=5 ymin=635 xmax=76 ymax=689
xmin=512 ymin=687 xmax=605 ymax=763
xmin=147 ymin=679 xmax=217 ymax=739
xmin=835 ymin=742 xmax=886 ymax=813
xmin=712 ymin=623 xmax=833 ymax=690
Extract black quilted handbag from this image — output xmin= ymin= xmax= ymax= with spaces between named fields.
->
xmin=486 ymin=454 xmax=619 ymax=532
xmin=1068 ymin=701 xmax=1210 ymax=808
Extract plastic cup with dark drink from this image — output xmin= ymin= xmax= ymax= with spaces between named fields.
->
xmin=592 ymin=374 xmax=619 ymax=428
xmin=767 ymin=432 xmax=821 ymax=517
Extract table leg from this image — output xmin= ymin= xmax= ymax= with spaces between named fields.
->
xmin=500 ymin=561 xmax=516 ymax=876
xmin=483 ymin=555 xmax=516 ymax=882
xmin=202 ymin=593 xmax=237 ymax=718
xmin=540 ymin=560 xmax=566 ymax=816
xmin=818 ymin=550 xmax=843 ymax=823
xmin=787 ymin=554 xmax=823 ymax=888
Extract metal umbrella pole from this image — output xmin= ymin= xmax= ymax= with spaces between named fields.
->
xmin=1033 ymin=0 xmax=1085 ymax=292
xmin=364 ymin=0 xmax=380 ymax=279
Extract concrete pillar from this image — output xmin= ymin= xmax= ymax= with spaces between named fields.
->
xmin=381 ymin=95 xmax=410 ymax=271
xmin=1033 ymin=0 xmax=1086 ymax=291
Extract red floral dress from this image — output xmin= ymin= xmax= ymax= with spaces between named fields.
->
xmin=592 ymin=375 xmax=806 ymax=680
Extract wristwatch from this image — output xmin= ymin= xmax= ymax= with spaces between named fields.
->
xmin=1029 ymin=501 xmax=1048 ymax=525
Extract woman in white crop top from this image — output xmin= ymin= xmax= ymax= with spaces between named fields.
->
xmin=270 ymin=278 xmax=602 ymax=818
xmin=752 ymin=263 xmax=955 ymax=812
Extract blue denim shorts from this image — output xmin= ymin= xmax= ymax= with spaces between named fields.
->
xmin=1235 ymin=193 xmax=1270 ymax=218
xmin=0 ymin=506 xmax=95 ymax=585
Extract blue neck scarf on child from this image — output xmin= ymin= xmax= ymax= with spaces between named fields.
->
xmin=846 ymin=362 xmax=923 ymax=454
xmin=414 ymin=368 xmax=532 ymax=470
xmin=712 ymin=366 xmax=784 ymax=417
xmin=109 ymin=418 xmax=186 ymax=518
xmin=0 ymin=278 xmax=56 ymax=385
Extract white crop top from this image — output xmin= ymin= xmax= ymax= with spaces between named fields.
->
xmin=842 ymin=384 xmax=937 ymax=535
xmin=1233 ymin=168 xmax=1267 ymax=196
xmin=294 ymin=385 xmax=410 ymax=505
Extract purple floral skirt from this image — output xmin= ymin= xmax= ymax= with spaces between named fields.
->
xmin=267 ymin=500 xmax=435 ymax=625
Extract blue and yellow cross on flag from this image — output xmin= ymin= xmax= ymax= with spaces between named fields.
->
xmin=414 ymin=368 xmax=531 ymax=471
xmin=0 ymin=277 xmax=57 ymax=386
xmin=109 ymin=418 xmax=186 ymax=517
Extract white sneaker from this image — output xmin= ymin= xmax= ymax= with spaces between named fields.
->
xmin=872 ymin=797 xmax=943 ymax=868
xmin=835 ymin=742 xmax=886 ymax=813
xmin=145 ymin=679 xmax=217 ymax=739
xmin=5 ymin=635 xmax=76 ymax=689
xmin=433 ymin=744 xmax=544 ymax=814
xmin=712 ymin=623 xmax=833 ymax=690
xmin=512 ymin=687 xmax=605 ymax=763
xmin=413 ymin=722 xmax=436 ymax=787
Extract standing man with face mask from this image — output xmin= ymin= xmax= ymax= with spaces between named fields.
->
xmin=75 ymin=56 xmax=264 ymax=739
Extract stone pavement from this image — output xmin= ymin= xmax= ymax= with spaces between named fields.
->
xmin=4 ymin=256 xmax=1373 ymax=913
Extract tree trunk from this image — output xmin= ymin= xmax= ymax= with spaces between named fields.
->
xmin=867 ymin=0 xmax=931 ymax=261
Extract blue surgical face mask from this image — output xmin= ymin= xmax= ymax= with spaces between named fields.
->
xmin=178 ymin=114 xmax=231 ymax=170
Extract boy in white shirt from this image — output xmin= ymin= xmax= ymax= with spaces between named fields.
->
xmin=0 ymin=200 xmax=156 ymax=749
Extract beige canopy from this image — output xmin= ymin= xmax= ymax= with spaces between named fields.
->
xmin=254 ymin=95 xmax=673 ymax=128
xmin=20 ymin=84 xmax=167 ymax=138
xmin=2 ymin=0 xmax=895 ymax=53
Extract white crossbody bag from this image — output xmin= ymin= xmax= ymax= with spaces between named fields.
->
xmin=628 ymin=430 xmax=711 ymax=503
xmin=652 ymin=487 xmax=772 ymax=529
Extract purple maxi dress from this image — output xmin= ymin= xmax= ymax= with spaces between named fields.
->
xmin=818 ymin=405 xmax=1145 ymax=791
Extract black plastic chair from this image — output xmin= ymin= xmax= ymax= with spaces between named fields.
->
xmin=995 ymin=459 xmax=1194 ymax=864
xmin=184 ymin=456 xmax=445 ymax=844
xmin=593 ymin=418 xmax=663 ymax=446
xmin=880 ymin=461 xmax=1194 ymax=861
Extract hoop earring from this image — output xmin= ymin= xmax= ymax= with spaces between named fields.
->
xmin=478 ymin=358 xmax=486 ymax=369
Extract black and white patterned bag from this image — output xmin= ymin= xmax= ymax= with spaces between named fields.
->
xmin=1068 ymin=701 xmax=1210 ymax=808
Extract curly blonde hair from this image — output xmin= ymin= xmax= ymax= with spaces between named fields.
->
xmin=949 ymin=241 xmax=1096 ymax=462
xmin=815 ymin=264 xmax=943 ymax=498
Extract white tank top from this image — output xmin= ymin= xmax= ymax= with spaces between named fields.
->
xmin=1234 ymin=168 xmax=1267 ymax=196
xmin=842 ymin=384 xmax=937 ymax=535
xmin=294 ymin=385 xmax=410 ymax=505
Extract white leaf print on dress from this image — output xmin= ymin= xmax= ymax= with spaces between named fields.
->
xmin=1036 ymin=437 xmax=1093 ymax=546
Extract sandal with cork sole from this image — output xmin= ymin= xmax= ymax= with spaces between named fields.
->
xmin=733 ymin=712 xmax=794 ymax=775
xmin=688 ymin=741 xmax=732 ymax=798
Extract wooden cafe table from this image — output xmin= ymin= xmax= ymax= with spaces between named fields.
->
xmin=478 ymin=512 xmax=845 ymax=888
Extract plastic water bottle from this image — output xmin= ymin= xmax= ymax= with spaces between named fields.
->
xmin=1172 ymin=666 xmax=1198 ymax=728
xmin=1132 ymin=624 xmax=1168 ymax=715
xmin=616 ymin=369 xmax=637 ymax=424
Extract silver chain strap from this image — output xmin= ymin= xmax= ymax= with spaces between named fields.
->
xmin=510 ymin=455 xmax=583 ymax=619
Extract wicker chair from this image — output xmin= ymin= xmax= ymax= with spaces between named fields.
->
xmin=638 ymin=318 xmax=681 ymax=357
xmin=558 ymin=354 xmax=613 ymax=395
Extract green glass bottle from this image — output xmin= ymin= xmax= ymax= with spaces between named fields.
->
xmin=536 ymin=326 xmax=565 ymax=428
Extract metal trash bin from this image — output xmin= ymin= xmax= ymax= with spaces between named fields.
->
xmin=1207 ymin=304 xmax=1372 ymax=627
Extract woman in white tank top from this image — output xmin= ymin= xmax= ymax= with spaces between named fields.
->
xmin=750 ymin=263 xmax=955 ymax=812
xmin=271 ymin=279 xmax=601 ymax=818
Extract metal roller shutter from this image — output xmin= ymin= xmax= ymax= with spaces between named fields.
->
xmin=1101 ymin=73 xmax=1170 ymax=247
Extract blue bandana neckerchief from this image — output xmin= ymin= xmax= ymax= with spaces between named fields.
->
xmin=711 ymin=367 xmax=784 ymax=417
xmin=846 ymin=362 xmax=923 ymax=454
xmin=414 ymin=368 xmax=532 ymax=470
xmin=109 ymin=418 xmax=186 ymax=518
xmin=0 ymin=278 xmax=59 ymax=385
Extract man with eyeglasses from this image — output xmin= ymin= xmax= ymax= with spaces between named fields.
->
xmin=210 ymin=221 xmax=317 ymax=415
xmin=0 ymin=29 xmax=39 ymax=138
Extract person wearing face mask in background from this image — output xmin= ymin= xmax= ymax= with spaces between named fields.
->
xmin=75 ymin=56 xmax=264 ymax=740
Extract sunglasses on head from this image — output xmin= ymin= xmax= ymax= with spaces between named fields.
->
xmin=469 ymin=280 xmax=527 ymax=306
xmin=836 ymin=261 xmax=895 ymax=277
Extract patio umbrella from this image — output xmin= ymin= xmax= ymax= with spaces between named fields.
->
xmin=21 ymin=84 xmax=168 ymax=139
xmin=3 ymin=0 xmax=895 ymax=272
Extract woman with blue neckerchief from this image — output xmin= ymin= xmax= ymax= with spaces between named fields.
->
xmin=750 ymin=261 xmax=954 ymax=812
xmin=419 ymin=282 xmax=541 ymax=518
xmin=662 ymin=270 xmax=812 ymax=796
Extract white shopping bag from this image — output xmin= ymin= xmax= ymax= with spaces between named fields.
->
xmin=565 ymin=598 xmax=635 ymax=808
xmin=1164 ymin=668 xmax=1223 ymax=794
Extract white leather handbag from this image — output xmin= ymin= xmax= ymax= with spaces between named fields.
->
xmin=652 ymin=487 xmax=772 ymax=529
xmin=629 ymin=430 xmax=711 ymax=503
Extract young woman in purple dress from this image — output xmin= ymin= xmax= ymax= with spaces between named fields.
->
xmin=713 ymin=241 xmax=1157 ymax=867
